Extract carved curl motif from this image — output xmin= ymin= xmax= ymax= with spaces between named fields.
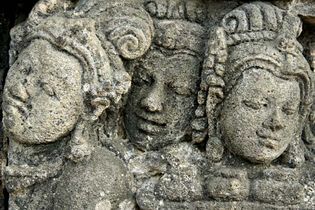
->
xmin=99 ymin=6 xmax=154 ymax=59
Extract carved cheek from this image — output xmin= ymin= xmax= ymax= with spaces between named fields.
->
xmin=19 ymin=87 xmax=82 ymax=144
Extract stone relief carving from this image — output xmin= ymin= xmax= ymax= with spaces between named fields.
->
xmin=123 ymin=1 xmax=208 ymax=209
xmin=2 ymin=1 xmax=148 ymax=209
xmin=1 ymin=0 xmax=315 ymax=209
xmin=200 ymin=2 xmax=315 ymax=208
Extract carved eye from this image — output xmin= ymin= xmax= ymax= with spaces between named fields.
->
xmin=282 ymin=106 xmax=297 ymax=116
xmin=21 ymin=66 xmax=31 ymax=75
xmin=133 ymin=71 xmax=153 ymax=87
xmin=243 ymin=100 xmax=261 ymax=110
xmin=169 ymin=84 xmax=192 ymax=96
xmin=41 ymin=83 xmax=55 ymax=96
xmin=175 ymin=88 xmax=191 ymax=96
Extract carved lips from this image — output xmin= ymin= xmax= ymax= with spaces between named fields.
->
xmin=135 ymin=112 xmax=167 ymax=135
xmin=256 ymin=129 xmax=281 ymax=150
xmin=3 ymin=91 xmax=28 ymax=119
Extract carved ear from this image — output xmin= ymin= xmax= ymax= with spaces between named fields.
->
xmin=68 ymin=121 xmax=93 ymax=163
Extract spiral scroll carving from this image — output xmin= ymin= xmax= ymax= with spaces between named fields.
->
xmin=102 ymin=6 xmax=154 ymax=60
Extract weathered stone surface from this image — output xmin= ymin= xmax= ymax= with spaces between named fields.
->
xmin=54 ymin=147 xmax=134 ymax=210
xmin=1 ymin=0 xmax=315 ymax=209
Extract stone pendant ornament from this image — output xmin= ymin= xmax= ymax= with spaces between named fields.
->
xmin=1 ymin=0 xmax=315 ymax=209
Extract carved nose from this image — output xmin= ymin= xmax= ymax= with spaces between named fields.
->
xmin=140 ymin=86 xmax=163 ymax=112
xmin=263 ymin=109 xmax=284 ymax=131
xmin=9 ymin=83 xmax=29 ymax=102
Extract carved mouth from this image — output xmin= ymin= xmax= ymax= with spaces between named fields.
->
xmin=256 ymin=130 xmax=280 ymax=149
xmin=135 ymin=113 xmax=167 ymax=135
xmin=3 ymin=92 xmax=28 ymax=118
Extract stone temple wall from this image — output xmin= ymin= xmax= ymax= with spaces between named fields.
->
xmin=1 ymin=0 xmax=315 ymax=209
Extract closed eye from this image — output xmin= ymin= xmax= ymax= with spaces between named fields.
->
xmin=168 ymin=84 xmax=193 ymax=96
xmin=20 ymin=66 xmax=32 ymax=75
xmin=282 ymin=106 xmax=297 ymax=115
xmin=243 ymin=100 xmax=261 ymax=110
xmin=174 ymin=87 xmax=192 ymax=96
xmin=40 ymin=82 xmax=55 ymax=97
xmin=133 ymin=70 xmax=153 ymax=87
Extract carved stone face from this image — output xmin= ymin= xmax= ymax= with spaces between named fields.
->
xmin=3 ymin=40 xmax=84 ymax=144
xmin=220 ymin=69 xmax=301 ymax=163
xmin=124 ymin=49 xmax=199 ymax=150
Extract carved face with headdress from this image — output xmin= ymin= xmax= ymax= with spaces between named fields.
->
xmin=124 ymin=0 xmax=206 ymax=151
xmin=3 ymin=17 xmax=131 ymax=147
xmin=2 ymin=2 xmax=156 ymax=209
xmin=197 ymin=2 xmax=314 ymax=165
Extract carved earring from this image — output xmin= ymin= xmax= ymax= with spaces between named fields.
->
xmin=68 ymin=121 xmax=93 ymax=163
xmin=281 ymin=138 xmax=305 ymax=168
xmin=206 ymin=136 xmax=225 ymax=163
xmin=90 ymin=97 xmax=111 ymax=121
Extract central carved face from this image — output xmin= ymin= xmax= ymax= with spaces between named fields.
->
xmin=124 ymin=49 xmax=199 ymax=150
xmin=3 ymin=40 xmax=84 ymax=144
xmin=220 ymin=69 xmax=301 ymax=163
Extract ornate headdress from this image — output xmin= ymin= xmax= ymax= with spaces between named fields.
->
xmin=144 ymin=0 xmax=206 ymax=56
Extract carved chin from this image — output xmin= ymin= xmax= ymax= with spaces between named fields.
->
xmin=3 ymin=112 xmax=25 ymax=141
xmin=237 ymin=147 xmax=283 ymax=163
xmin=4 ymin=119 xmax=72 ymax=145
xmin=226 ymin=140 xmax=288 ymax=164
xmin=129 ymin=131 xmax=166 ymax=151
xmin=129 ymin=128 xmax=181 ymax=151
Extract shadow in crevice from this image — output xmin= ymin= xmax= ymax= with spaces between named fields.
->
xmin=3 ymin=188 xmax=8 ymax=210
